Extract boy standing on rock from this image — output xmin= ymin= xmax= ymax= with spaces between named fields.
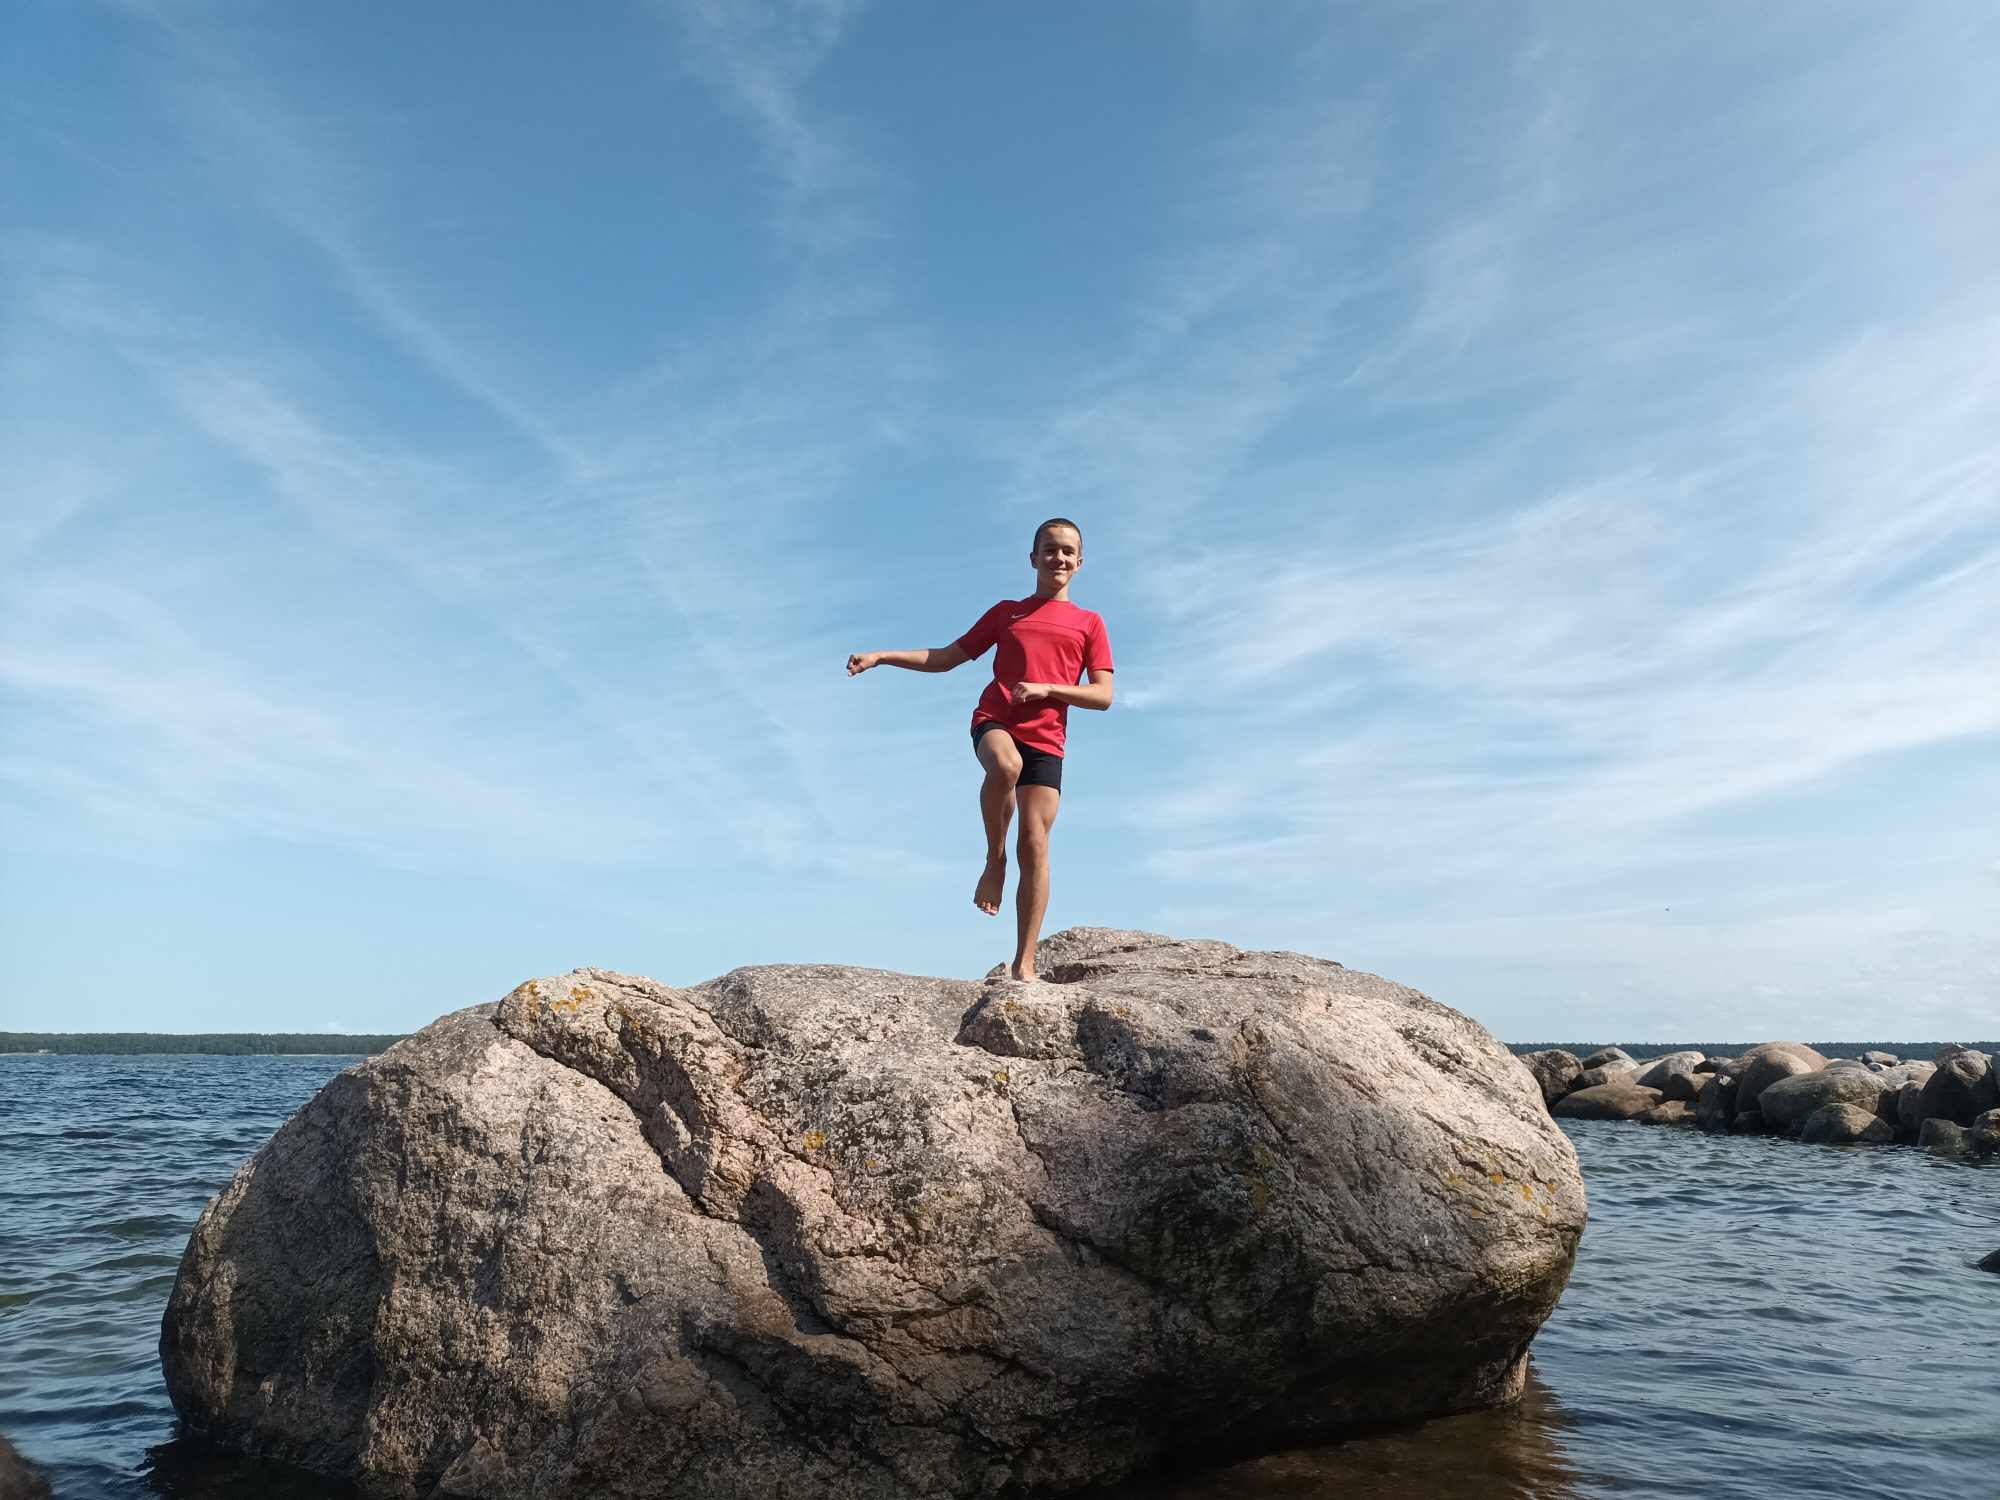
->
xmin=846 ymin=518 xmax=1114 ymax=982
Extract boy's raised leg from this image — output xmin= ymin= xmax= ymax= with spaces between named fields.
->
xmin=1011 ymin=785 xmax=1060 ymax=980
xmin=973 ymin=730 xmax=1021 ymax=915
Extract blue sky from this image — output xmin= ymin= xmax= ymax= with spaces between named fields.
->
xmin=4 ymin=1 xmax=1997 ymax=1042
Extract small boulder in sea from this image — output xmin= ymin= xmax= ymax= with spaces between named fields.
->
xmin=0 ymin=1437 xmax=51 ymax=1500
xmin=1874 ymin=1061 xmax=1933 ymax=1092
xmin=1918 ymin=1118 xmax=1972 ymax=1155
xmin=1915 ymin=1048 xmax=1998 ymax=1127
xmin=1518 ymin=1049 xmax=1583 ymax=1107
xmin=1970 ymin=1109 xmax=2000 ymax=1155
xmin=1659 ymin=1070 xmax=1707 ymax=1105
xmin=1873 ymin=1065 xmax=1933 ymax=1128
xmin=1858 ymin=1051 xmax=1899 ymax=1067
xmin=1978 ymin=1249 xmax=2000 ymax=1274
xmin=1631 ymin=1052 xmax=1705 ymax=1090
xmin=1730 ymin=1107 xmax=1774 ymax=1135
xmin=1799 ymin=1103 xmax=1895 ymax=1145
xmin=1552 ymin=1083 xmax=1663 ymax=1121
xmin=1573 ymin=1062 xmax=1641 ymax=1091
xmin=1758 ymin=1069 xmax=1891 ymax=1135
xmin=1579 ymin=1047 xmax=1635 ymax=1071
xmin=1734 ymin=1044 xmax=1827 ymax=1114
xmin=1896 ymin=1081 xmax=1929 ymax=1136
xmin=159 ymin=930 xmax=1586 ymax=1500
xmin=1695 ymin=1074 xmax=1738 ymax=1133
xmin=1636 ymin=1100 xmax=1693 ymax=1126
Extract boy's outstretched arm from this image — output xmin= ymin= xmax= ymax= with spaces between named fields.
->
xmin=847 ymin=644 xmax=969 ymax=676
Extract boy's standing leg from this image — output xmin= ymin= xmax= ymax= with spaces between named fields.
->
xmin=1011 ymin=785 xmax=1059 ymax=982
xmin=973 ymin=728 xmax=1021 ymax=916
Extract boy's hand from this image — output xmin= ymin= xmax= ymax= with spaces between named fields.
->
xmin=846 ymin=652 xmax=880 ymax=676
xmin=1011 ymin=681 xmax=1051 ymax=704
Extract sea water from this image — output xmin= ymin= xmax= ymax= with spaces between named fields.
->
xmin=3 ymin=1055 xmax=1994 ymax=1499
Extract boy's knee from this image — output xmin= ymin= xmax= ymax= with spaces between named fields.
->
xmin=1017 ymin=827 xmax=1049 ymax=859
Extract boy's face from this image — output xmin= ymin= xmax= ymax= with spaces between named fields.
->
xmin=1031 ymin=526 xmax=1082 ymax=588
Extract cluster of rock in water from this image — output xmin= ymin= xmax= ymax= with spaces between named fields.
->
xmin=1517 ymin=1042 xmax=2000 ymax=1152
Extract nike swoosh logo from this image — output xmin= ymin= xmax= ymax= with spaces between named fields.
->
xmin=1010 ymin=612 xmax=1027 ymax=619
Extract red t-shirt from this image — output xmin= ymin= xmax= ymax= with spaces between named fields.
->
xmin=955 ymin=597 xmax=1114 ymax=756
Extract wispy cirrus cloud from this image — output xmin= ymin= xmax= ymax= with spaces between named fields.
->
xmin=985 ymin=4 xmax=2000 ymax=1025
xmin=120 ymin=7 xmax=596 ymax=478
xmin=0 ymin=0 xmax=935 ymax=885
xmin=7 ymin=1 xmax=1996 ymax=1035
xmin=652 ymin=0 xmax=878 ymax=254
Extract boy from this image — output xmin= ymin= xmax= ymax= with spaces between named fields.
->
xmin=846 ymin=518 xmax=1114 ymax=982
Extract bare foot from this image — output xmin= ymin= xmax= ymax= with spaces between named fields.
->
xmin=973 ymin=855 xmax=1006 ymax=915
xmin=1009 ymin=963 xmax=1038 ymax=983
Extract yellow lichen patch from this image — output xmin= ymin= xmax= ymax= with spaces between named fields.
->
xmin=545 ymin=984 xmax=588 ymax=1017
xmin=1488 ymin=1172 xmax=1507 ymax=1185
xmin=1519 ymin=1183 xmax=1534 ymax=1200
xmin=991 ymin=1070 xmax=1010 ymax=1088
xmin=1467 ymin=1207 xmax=1485 ymax=1218
xmin=1443 ymin=1172 xmax=1464 ymax=1188
xmin=801 ymin=1129 xmax=828 ymax=1153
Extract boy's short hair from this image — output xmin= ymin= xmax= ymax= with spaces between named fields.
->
xmin=1033 ymin=516 xmax=1083 ymax=553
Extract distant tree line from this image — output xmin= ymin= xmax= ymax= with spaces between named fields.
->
xmin=0 ymin=1033 xmax=407 ymax=1056
xmin=1507 ymin=1041 xmax=1998 ymax=1059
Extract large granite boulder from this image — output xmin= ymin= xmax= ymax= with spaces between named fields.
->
xmin=1517 ymin=1049 xmax=1583 ymax=1108
xmin=160 ymin=930 xmax=1585 ymax=1500
xmin=1799 ymin=1104 xmax=1894 ymax=1145
xmin=1579 ymin=1047 xmax=1634 ymax=1071
xmin=1733 ymin=1044 xmax=1827 ymax=1114
xmin=1857 ymin=1051 xmax=1899 ymax=1067
xmin=1758 ymin=1069 xmax=1891 ymax=1134
xmin=1915 ymin=1048 xmax=1998 ymax=1127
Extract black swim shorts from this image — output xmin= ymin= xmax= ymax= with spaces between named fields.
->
xmin=971 ymin=722 xmax=1063 ymax=792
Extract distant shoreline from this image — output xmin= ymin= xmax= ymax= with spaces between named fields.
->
xmin=0 ymin=1032 xmax=407 ymax=1057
